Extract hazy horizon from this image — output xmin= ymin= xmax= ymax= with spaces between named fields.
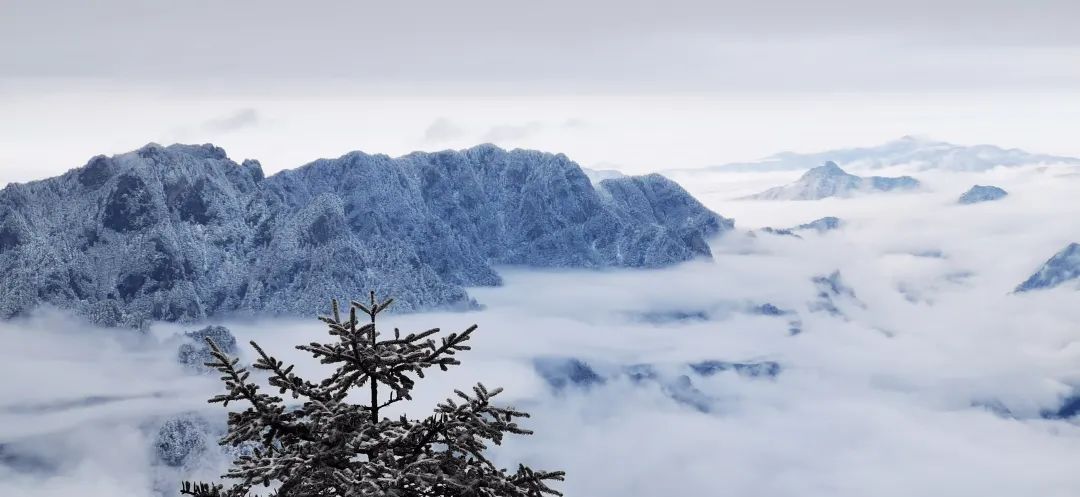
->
xmin=4 ymin=90 xmax=1080 ymax=187
xmin=4 ymin=1 xmax=1080 ymax=186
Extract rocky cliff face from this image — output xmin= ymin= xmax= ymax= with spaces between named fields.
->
xmin=0 ymin=143 xmax=732 ymax=326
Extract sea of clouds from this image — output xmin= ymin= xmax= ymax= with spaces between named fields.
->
xmin=3 ymin=162 xmax=1080 ymax=496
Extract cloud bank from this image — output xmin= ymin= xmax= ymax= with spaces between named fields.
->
xmin=3 ymin=163 xmax=1080 ymax=496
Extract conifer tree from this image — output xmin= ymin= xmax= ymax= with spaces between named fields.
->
xmin=181 ymin=292 xmax=564 ymax=497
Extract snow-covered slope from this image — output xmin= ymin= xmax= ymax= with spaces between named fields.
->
xmin=1015 ymin=243 xmax=1080 ymax=293
xmin=705 ymin=136 xmax=1080 ymax=173
xmin=0 ymin=143 xmax=731 ymax=327
xmin=744 ymin=162 xmax=920 ymax=201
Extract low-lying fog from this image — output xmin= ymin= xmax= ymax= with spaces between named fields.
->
xmin=3 ymin=163 xmax=1080 ymax=496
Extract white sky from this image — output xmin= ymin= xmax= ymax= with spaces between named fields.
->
xmin=2 ymin=1 xmax=1080 ymax=185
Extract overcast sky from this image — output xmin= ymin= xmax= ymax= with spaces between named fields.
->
xmin=2 ymin=0 xmax=1080 ymax=184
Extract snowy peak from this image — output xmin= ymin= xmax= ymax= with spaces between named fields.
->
xmin=744 ymin=162 xmax=921 ymax=201
xmin=958 ymin=185 xmax=1008 ymax=205
xmin=800 ymin=161 xmax=849 ymax=179
xmin=1015 ymin=243 xmax=1080 ymax=293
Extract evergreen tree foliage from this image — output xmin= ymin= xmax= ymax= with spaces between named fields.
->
xmin=181 ymin=292 xmax=564 ymax=497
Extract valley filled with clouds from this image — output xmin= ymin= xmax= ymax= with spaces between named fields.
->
xmin=4 ymin=156 xmax=1080 ymax=496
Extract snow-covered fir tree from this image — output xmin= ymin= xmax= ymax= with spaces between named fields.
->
xmin=181 ymin=292 xmax=564 ymax=497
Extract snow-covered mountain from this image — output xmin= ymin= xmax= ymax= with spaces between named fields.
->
xmin=958 ymin=185 xmax=1008 ymax=204
xmin=743 ymin=162 xmax=920 ymax=201
xmin=1015 ymin=243 xmax=1080 ymax=293
xmin=705 ymin=136 xmax=1080 ymax=173
xmin=0 ymin=143 xmax=731 ymax=327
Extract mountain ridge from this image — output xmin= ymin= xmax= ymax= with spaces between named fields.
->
xmin=686 ymin=136 xmax=1080 ymax=173
xmin=743 ymin=161 xmax=920 ymax=201
xmin=0 ymin=143 xmax=731 ymax=327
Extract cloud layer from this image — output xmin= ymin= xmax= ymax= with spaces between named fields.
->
xmin=3 ymin=162 xmax=1080 ymax=496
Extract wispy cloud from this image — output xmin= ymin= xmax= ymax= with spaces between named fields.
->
xmin=480 ymin=119 xmax=586 ymax=143
xmin=481 ymin=121 xmax=545 ymax=142
xmin=200 ymin=108 xmax=261 ymax=134
xmin=422 ymin=117 xmax=467 ymax=143
xmin=420 ymin=118 xmax=589 ymax=146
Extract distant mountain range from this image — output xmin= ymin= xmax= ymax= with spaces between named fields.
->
xmin=743 ymin=162 xmax=920 ymax=201
xmin=701 ymin=136 xmax=1080 ymax=173
xmin=0 ymin=143 xmax=731 ymax=327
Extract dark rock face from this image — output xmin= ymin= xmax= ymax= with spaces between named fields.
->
xmin=103 ymin=174 xmax=156 ymax=232
xmin=0 ymin=143 xmax=732 ymax=326
xmin=166 ymin=177 xmax=213 ymax=224
xmin=77 ymin=155 xmax=112 ymax=188
xmin=0 ymin=225 xmax=20 ymax=253
xmin=1015 ymin=243 xmax=1080 ymax=293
